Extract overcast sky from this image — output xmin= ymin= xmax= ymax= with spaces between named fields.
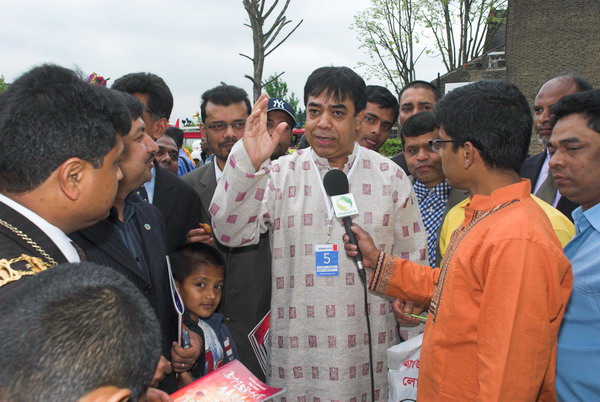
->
xmin=1 ymin=0 xmax=444 ymax=122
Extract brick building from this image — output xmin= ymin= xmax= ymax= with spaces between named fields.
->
xmin=435 ymin=0 xmax=600 ymax=152
xmin=507 ymin=0 xmax=600 ymax=152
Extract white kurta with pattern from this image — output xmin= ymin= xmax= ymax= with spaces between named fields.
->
xmin=211 ymin=141 xmax=427 ymax=401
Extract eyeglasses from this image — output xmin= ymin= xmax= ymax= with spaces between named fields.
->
xmin=428 ymin=138 xmax=464 ymax=151
xmin=205 ymin=120 xmax=246 ymax=134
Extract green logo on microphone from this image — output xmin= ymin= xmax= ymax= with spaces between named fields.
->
xmin=336 ymin=196 xmax=353 ymax=211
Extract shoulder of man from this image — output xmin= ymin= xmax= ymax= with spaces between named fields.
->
xmin=157 ymin=166 xmax=200 ymax=197
xmin=0 ymin=234 xmax=55 ymax=289
xmin=182 ymin=162 xmax=213 ymax=185
xmin=362 ymin=147 xmax=411 ymax=181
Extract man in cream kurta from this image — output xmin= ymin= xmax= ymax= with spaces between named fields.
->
xmin=211 ymin=67 xmax=426 ymax=400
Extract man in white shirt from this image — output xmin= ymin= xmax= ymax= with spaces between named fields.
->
xmin=0 ymin=64 xmax=129 ymax=291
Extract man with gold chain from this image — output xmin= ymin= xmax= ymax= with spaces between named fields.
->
xmin=0 ymin=64 xmax=129 ymax=292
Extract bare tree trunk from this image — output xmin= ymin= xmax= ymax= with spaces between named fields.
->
xmin=240 ymin=0 xmax=303 ymax=102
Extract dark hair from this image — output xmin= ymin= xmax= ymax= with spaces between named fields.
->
xmin=367 ymin=85 xmax=400 ymax=123
xmin=0 ymin=263 xmax=161 ymax=401
xmin=112 ymin=72 xmax=173 ymax=120
xmin=434 ymin=80 xmax=532 ymax=173
xmin=399 ymin=80 xmax=442 ymax=101
xmin=200 ymin=85 xmax=251 ymax=122
xmin=547 ymin=73 xmax=593 ymax=94
xmin=551 ymin=89 xmax=600 ymax=134
xmin=400 ymin=111 xmax=439 ymax=143
xmin=304 ymin=66 xmax=367 ymax=116
xmin=170 ymin=242 xmax=225 ymax=283
xmin=113 ymin=90 xmax=144 ymax=121
xmin=165 ymin=126 xmax=185 ymax=149
xmin=0 ymin=64 xmax=131 ymax=193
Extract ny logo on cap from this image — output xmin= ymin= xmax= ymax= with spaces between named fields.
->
xmin=273 ymin=99 xmax=285 ymax=109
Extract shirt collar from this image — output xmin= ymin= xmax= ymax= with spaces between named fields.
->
xmin=214 ymin=159 xmax=224 ymax=182
xmin=573 ymin=202 xmax=600 ymax=234
xmin=468 ymin=179 xmax=531 ymax=212
xmin=413 ymin=179 xmax=451 ymax=201
xmin=0 ymin=193 xmax=80 ymax=262
xmin=309 ymin=142 xmax=360 ymax=174
xmin=108 ymin=192 xmax=143 ymax=224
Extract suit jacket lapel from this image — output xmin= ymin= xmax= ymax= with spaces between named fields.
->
xmin=134 ymin=203 xmax=166 ymax=287
xmin=76 ymin=219 xmax=151 ymax=285
xmin=0 ymin=201 xmax=69 ymax=264
xmin=153 ymin=167 xmax=176 ymax=221
xmin=198 ymin=162 xmax=218 ymax=221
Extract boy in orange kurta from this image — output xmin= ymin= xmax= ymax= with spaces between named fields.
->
xmin=345 ymin=81 xmax=572 ymax=401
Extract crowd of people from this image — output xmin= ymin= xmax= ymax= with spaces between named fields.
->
xmin=0 ymin=62 xmax=598 ymax=401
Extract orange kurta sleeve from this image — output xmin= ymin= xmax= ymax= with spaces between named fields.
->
xmin=474 ymin=238 xmax=572 ymax=401
xmin=368 ymin=252 xmax=440 ymax=306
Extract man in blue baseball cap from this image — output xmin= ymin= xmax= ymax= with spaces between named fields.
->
xmin=268 ymin=97 xmax=296 ymax=159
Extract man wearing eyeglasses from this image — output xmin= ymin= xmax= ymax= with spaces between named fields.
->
xmin=389 ymin=111 xmax=468 ymax=341
xmin=401 ymin=112 xmax=468 ymax=268
xmin=343 ymin=80 xmax=572 ymax=400
xmin=182 ymin=85 xmax=274 ymax=380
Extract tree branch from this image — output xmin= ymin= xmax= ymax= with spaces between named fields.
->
xmin=263 ymin=0 xmax=282 ymax=20
xmin=244 ymin=74 xmax=257 ymax=86
xmin=262 ymin=71 xmax=285 ymax=87
xmin=265 ymin=19 xmax=303 ymax=57
xmin=239 ymin=53 xmax=254 ymax=62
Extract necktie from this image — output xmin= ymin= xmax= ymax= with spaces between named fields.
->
xmin=535 ymin=173 xmax=557 ymax=204
xmin=71 ymin=241 xmax=87 ymax=261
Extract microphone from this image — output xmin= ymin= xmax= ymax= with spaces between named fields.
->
xmin=323 ymin=169 xmax=366 ymax=284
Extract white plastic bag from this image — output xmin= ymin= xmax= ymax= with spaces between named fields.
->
xmin=387 ymin=333 xmax=422 ymax=402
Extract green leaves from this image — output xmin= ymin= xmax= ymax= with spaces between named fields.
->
xmin=0 ymin=76 xmax=9 ymax=93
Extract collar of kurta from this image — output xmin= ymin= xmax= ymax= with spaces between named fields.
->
xmin=309 ymin=142 xmax=360 ymax=174
xmin=466 ymin=179 xmax=532 ymax=213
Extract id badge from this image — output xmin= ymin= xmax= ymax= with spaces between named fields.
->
xmin=315 ymin=244 xmax=339 ymax=276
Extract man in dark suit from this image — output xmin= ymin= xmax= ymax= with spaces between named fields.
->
xmin=112 ymin=73 xmax=208 ymax=253
xmin=182 ymin=85 xmax=273 ymax=380
xmin=71 ymin=93 xmax=200 ymax=393
xmin=520 ymin=74 xmax=593 ymax=220
xmin=153 ymin=163 xmax=206 ymax=253
xmin=0 ymin=64 xmax=129 ymax=291
xmin=391 ymin=81 xmax=442 ymax=173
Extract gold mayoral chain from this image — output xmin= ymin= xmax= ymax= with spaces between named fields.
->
xmin=0 ymin=218 xmax=57 ymax=288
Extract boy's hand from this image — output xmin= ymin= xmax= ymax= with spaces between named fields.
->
xmin=177 ymin=371 xmax=194 ymax=389
xmin=186 ymin=225 xmax=214 ymax=246
xmin=144 ymin=387 xmax=174 ymax=402
xmin=150 ymin=356 xmax=172 ymax=387
xmin=171 ymin=325 xmax=202 ymax=373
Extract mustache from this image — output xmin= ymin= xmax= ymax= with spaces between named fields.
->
xmin=218 ymin=139 xmax=237 ymax=147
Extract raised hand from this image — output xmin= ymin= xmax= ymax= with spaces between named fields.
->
xmin=242 ymin=93 xmax=289 ymax=170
